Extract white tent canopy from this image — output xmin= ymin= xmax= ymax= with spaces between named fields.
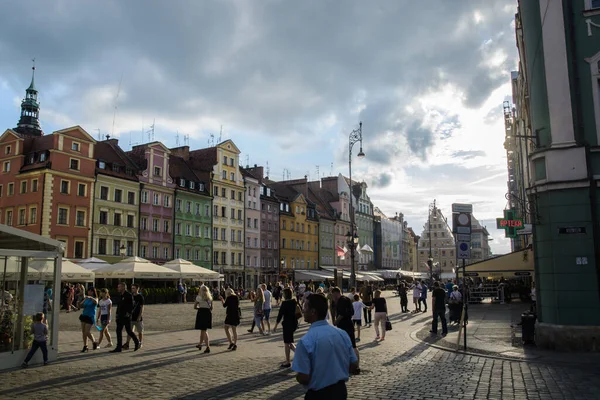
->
xmin=93 ymin=256 xmax=179 ymax=280
xmin=162 ymin=259 xmax=222 ymax=281
xmin=73 ymin=257 xmax=111 ymax=271
xmin=29 ymin=259 xmax=95 ymax=282
xmin=0 ymin=257 xmax=39 ymax=281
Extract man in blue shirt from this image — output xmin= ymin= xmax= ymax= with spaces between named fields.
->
xmin=292 ymin=294 xmax=358 ymax=399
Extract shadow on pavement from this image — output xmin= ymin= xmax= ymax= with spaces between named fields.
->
xmin=178 ymin=369 xmax=301 ymax=400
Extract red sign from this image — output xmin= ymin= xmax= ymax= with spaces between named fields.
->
xmin=498 ymin=219 xmax=523 ymax=228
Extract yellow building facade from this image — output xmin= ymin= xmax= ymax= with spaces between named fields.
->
xmin=191 ymin=140 xmax=244 ymax=286
xmin=275 ymin=184 xmax=319 ymax=276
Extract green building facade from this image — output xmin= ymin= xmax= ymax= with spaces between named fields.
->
xmin=169 ymin=155 xmax=213 ymax=270
xmin=517 ymin=0 xmax=600 ymax=349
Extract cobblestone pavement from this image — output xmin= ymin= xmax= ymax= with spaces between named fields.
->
xmin=3 ymin=292 xmax=600 ymax=400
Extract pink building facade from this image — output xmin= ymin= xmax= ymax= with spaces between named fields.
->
xmin=127 ymin=142 xmax=175 ymax=263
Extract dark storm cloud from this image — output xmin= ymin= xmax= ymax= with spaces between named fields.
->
xmin=371 ymin=173 xmax=393 ymax=189
xmin=0 ymin=0 xmax=517 ymax=155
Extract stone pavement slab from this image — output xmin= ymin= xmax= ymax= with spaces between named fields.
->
xmin=2 ymin=292 xmax=600 ymax=399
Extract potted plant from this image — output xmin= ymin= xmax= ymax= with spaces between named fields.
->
xmin=22 ymin=315 xmax=33 ymax=349
xmin=0 ymin=310 xmax=15 ymax=349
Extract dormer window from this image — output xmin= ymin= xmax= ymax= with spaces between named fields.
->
xmin=125 ymin=167 xmax=133 ymax=176
xmin=188 ymin=181 xmax=194 ymax=190
xmin=98 ymin=161 xmax=106 ymax=169
xmin=154 ymin=166 xmax=161 ymax=177
xmin=198 ymin=183 xmax=205 ymax=191
xmin=112 ymin=164 xmax=120 ymax=173
xmin=39 ymin=153 xmax=46 ymax=162
xmin=28 ymin=154 xmax=34 ymax=164
xmin=267 ymin=188 xmax=271 ymax=196
xmin=180 ymin=178 xmax=185 ymax=187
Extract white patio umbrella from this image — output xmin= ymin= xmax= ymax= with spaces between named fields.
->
xmin=0 ymin=257 xmax=39 ymax=280
xmin=360 ymin=244 xmax=374 ymax=253
xmin=73 ymin=257 xmax=111 ymax=271
xmin=162 ymin=259 xmax=222 ymax=281
xmin=29 ymin=259 xmax=95 ymax=282
xmin=93 ymin=256 xmax=179 ymax=281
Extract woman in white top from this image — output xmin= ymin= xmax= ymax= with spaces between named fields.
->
xmin=96 ymin=288 xmax=113 ymax=348
xmin=194 ymin=286 xmax=213 ymax=353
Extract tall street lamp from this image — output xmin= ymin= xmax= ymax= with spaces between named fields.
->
xmin=348 ymin=121 xmax=365 ymax=289
xmin=280 ymin=258 xmax=284 ymax=281
xmin=346 ymin=230 xmax=360 ymax=288
xmin=427 ymin=200 xmax=436 ymax=282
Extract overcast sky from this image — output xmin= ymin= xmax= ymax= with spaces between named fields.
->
xmin=0 ymin=0 xmax=518 ymax=254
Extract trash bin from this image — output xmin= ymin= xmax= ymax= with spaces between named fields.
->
xmin=521 ymin=312 xmax=536 ymax=345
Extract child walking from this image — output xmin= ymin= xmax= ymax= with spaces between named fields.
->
xmin=352 ymin=294 xmax=367 ymax=342
xmin=22 ymin=312 xmax=49 ymax=367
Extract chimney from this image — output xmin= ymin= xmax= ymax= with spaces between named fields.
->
xmin=170 ymin=146 xmax=190 ymax=160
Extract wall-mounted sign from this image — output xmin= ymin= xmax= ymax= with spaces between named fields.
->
xmin=464 ymin=272 xmax=479 ymax=277
xmin=514 ymin=271 xmax=531 ymax=276
xmin=558 ymin=227 xmax=586 ymax=235
xmin=496 ymin=209 xmax=525 ymax=238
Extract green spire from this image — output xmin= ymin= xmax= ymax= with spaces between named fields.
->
xmin=27 ymin=58 xmax=36 ymax=92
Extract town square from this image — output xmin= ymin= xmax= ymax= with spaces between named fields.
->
xmin=1 ymin=0 xmax=600 ymax=398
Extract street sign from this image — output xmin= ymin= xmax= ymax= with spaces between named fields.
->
xmin=457 ymin=241 xmax=470 ymax=259
xmin=558 ymin=227 xmax=586 ymax=235
xmin=452 ymin=203 xmax=473 ymax=213
xmin=464 ymin=272 xmax=479 ymax=277
xmin=456 ymin=234 xmax=472 ymax=242
xmin=452 ymin=211 xmax=472 ymax=234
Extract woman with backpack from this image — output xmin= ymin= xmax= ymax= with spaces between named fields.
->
xmin=273 ymin=288 xmax=300 ymax=368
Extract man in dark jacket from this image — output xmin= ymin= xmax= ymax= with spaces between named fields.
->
xmin=111 ymin=282 xmax=140 ymax=352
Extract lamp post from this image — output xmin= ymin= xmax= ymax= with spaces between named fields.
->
xmin=280 ymin=258 xmax=284 ymax=282
xmin=346 ymin=230 xmax=360 ymax=289
xmin=348 ymin=121 xmax=365 ymax=290
xmin=427 ymin=200 xmax=436 ymax=282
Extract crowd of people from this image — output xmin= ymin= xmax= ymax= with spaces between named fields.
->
xmin=22 ymin=278 xmax=472 ymax=399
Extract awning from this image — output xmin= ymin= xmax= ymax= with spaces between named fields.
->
xmin=294 ymin=269 xmax=333 ymax=281
xmin=464 ymin=248 xmax=534 ymax=278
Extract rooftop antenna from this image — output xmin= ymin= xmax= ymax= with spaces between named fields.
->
xmin=287 ymin=170 xmax=291 ymax=180
xmin=208 ymin=133 xmax=215 ymax=147
xmin=218 ymin=125 xmax=223 ymax=143
xmin=147 ymin=119 xmax=155 ymax=142
xmin=266 ymin=161 xmax=270 ymax=179
xmin=112 ymin=72 xmax=123 ymax=137
xmin=330 ymin=162 xmax=334 ymax=176
xmin=184 ymin=134 xmax=190 ymax=146
xmin=245 ymin=154 xmax=249 ymax=168
xmin=316 ymin=165 xmax=319 ymax=179
xmin=175 ymin=131 xmax=180 ymax=147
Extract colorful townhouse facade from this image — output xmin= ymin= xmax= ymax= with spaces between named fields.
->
xmin=168 ymin=149 xmax=213 ymax=269
xmin=246 ymin=165 xmax=281 ymax=283
xmin=241 ymin=167 xmax=261 ymax=288
xmin=93 ymin=138 xmax=140 ymax=262
xmin=127 ymin=142 xmax=175 ymax=264
xmin=189 ymin=140 xmax=244 ymax=285
xmin=0 ymin=70 xmax=97 ymax=259
xmin=272 ymin=181 xmax=319 ymax=278
xmin=319 ymin=175 xmax=356 ymax=271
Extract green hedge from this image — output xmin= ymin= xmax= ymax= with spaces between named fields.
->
xmin=107 ymin=287 xmax=201 ymax=305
